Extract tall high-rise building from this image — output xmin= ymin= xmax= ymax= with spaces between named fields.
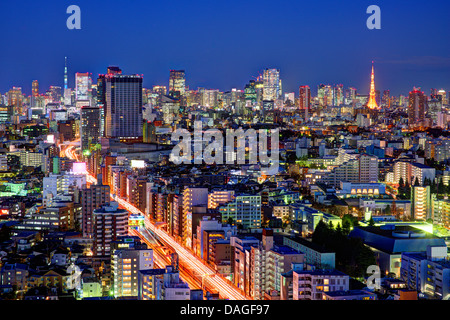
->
xmin=431 ymin=88 xmax=438 ymax=99
xmin=104 ymin=74 xmax=143 ymax=140
xmin=437 ymin=90 xmax=447 ymax=105
xmin=31 ymin=80 xmax=39 ymax=108
xmin=254 ymin=80 xmax=264 ymax=106
xmin=346 ymin=87 xmax=357 ymax=101
xmin=75 ymin=72 xmax=92 ymax=107
xmin=168 ymin=70 xmax=186 ymax=99
xmin=81 ymin=176 xmax=110 ymax=238
xmin=367 ymin=62 xmax=379 ymax=109
xmin=199 ymin=88 xmax=219 ymax=108
xmin=411 ymin=186 xmax=431 ymax=221
xmin=75 ymin=72 xmax=92 ymax=100
xmin=244 ymin=80 xmax=257 ymax=104
xmin=80 ymin=106 xmax=101 ymax=153
xmin=7 ymin=87 xmax=23 ymax=116
xmin=93 ymin=202 xmax=128 ymax=256
xmin=333 ymin=84 xmax=344 ymax=106
xmin=263 ymin=69 xmax=281 ymax=101
xmin=97 ymin=66 xmax=122 ymax=136
xmin=49 ymin=86 xmax=62 ymax=104
xmin=32 ymin=80 xmax=39 ymax=97
xmin=299 ymin=86 xmax=311 ymax=119
xmin=408 ymin=88 xmax=427 ymax=126
xmin=299 ymin=85 xmax=311 ymax=120
xmin=317 ymin=84 xmax=333 ymax=107
xmin=382 ymin=90 xmax=391 ymax=107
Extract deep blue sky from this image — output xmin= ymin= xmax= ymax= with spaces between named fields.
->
xmin=1 ymin=0 xmax=450 ymax=96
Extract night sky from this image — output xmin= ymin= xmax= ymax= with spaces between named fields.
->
xmin=1 ymin=0 xmax=450 ymax=96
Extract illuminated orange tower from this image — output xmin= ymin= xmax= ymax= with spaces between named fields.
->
xmin=367 ymin=61 xmax=379 ymax=109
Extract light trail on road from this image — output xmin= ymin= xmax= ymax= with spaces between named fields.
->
xmin=61 ymin=140 xmax=248 ymax=300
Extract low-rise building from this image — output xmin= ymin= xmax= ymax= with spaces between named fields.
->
xmin=350 ymin=225 xmax=446 ymax=277
xmin=400 ymin=246 xmax=450 ymax=300
xmin=292 ymin=269 xmax=350 ymax=300
xmin=322 ymin=289 xmax=377 ymax=300
xmin=283 ymin=236 xmax=336 ymax=269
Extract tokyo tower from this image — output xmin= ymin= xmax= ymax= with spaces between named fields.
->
xmin=367 ymin=61 xmax=379 ymax=109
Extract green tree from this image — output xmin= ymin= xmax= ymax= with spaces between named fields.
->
xmin=342 ymin=219 xmax=351 ymax=235
xmin=312 ymin=220 xmax=330 ymax=245
xmin=341 ymin=214 xmax=358 ymax=235
xmin=414 ymin=177 xmax=420 ymax=186
xmin=399 ymin=177 xmax=405 ymax=189
xmin=311 ymin=220 xmax=376 ymax=278
xmin=431 ymin=179 xmax=437 ymax=194
xmin=402 ymin=182 xmax=411 ymax=200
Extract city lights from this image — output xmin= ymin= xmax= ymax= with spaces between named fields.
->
xmin=2 ymin=2 xmax=450 ymax=310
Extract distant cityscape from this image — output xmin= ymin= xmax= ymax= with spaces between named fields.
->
xmin=1 ymin=57 xmax=450 ymax=301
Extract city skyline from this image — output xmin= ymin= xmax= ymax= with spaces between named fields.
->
xmin=1 ymin=0 xmax=450 ymax=95
xmin=3 ymin=58 xmax=450 ymax=99
xmin=2 ymin=0 xmax=450 ymax=305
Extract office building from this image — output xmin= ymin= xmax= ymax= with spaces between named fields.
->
xmin=75 ymin=72 xmax=92 ymax=107
xmin=299 ymin=85 xmax=311 ymax=119
xmin=104 ymin=74 xmax=143 ymax=141
xmin=80 ymin=106 xmax=101 ymax=154
xmin=168 ymin=70 xmax=186 ymax=99
xmin=263 ymin=69 xmax=281 ymax=101
xmin=408 ymin=88 xmax=427 ymax=126
xmin=7 ymin=87 xmax=23 ymax=116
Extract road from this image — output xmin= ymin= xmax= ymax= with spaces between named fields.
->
xmin=61 ymin=140 xmax=248 ymax=300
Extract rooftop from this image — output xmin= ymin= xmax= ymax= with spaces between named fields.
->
xmin=270 ymin=245 xmax=303 ymax=256
xmin=349 ymin=226 xmax=446 ymax=254
xmin=294 ymin=269 xmax=348 ymax=277
xmin=284 ymin=235 xmax=335 ymax=254
xmin=138 ymin=269 xmax=166 ymax=276
xmin=411 ymin=162 xmax=434 ymax=169
xmin=324 ymin=290 xmax=375 ymax=297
